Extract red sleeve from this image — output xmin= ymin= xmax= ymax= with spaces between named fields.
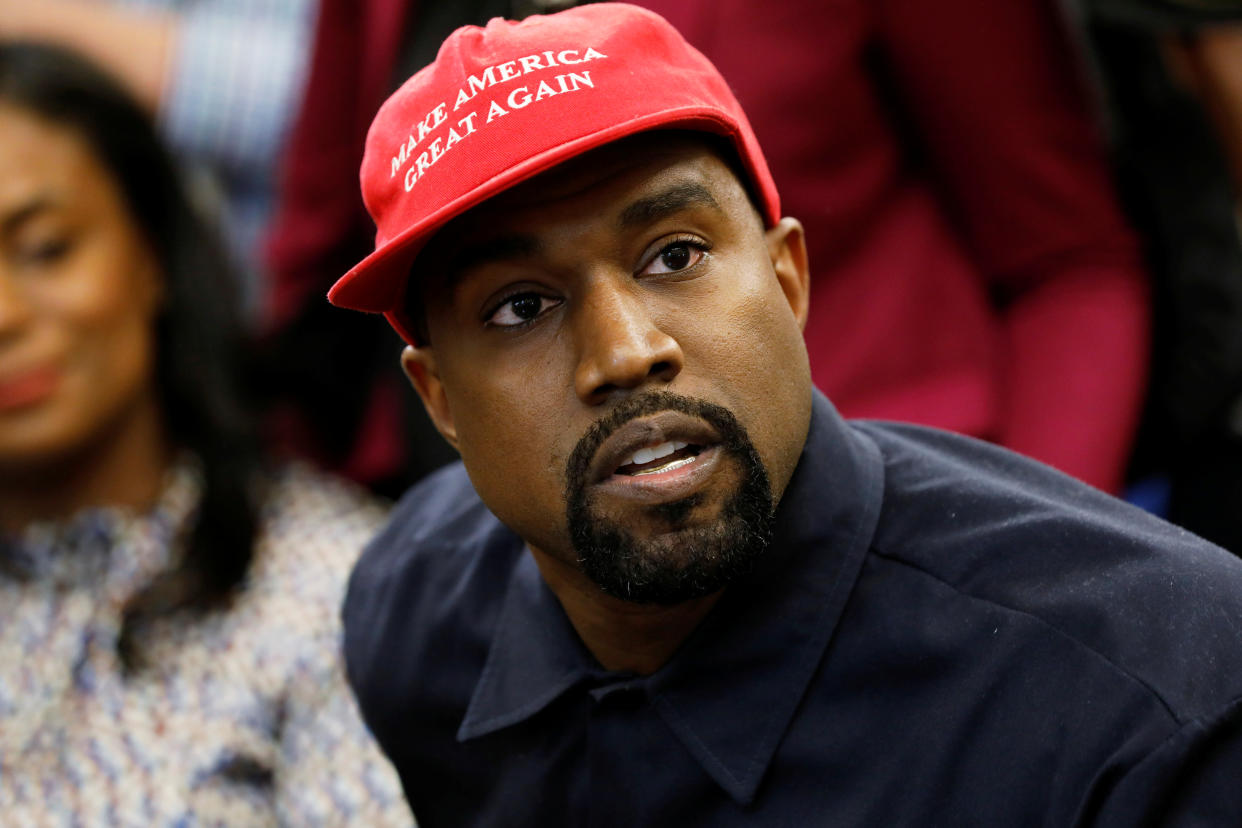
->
xmin=260 ymin=0 xmax=414 ymax=486
xmin=875 ymin=0 xmax=1150 ymax=493
xmin=264 ymin=0 xmax=410 ymax=329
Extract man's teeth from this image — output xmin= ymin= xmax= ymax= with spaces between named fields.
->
xmin=623 ymin=440 xmax=687 ymax=468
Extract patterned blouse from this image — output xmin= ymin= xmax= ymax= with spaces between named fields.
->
xmin=0 ymin=460 xmax=413 ymax=826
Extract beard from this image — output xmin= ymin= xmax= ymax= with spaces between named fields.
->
xmin=564 ymin=391 xmax=774 ymax=605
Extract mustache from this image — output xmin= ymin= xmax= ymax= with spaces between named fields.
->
xmin=563 ymin=390 xmax=748 ymax=495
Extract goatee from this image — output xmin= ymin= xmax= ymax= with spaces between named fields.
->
xmin=564 ymin=391 xmax=774 ymax=605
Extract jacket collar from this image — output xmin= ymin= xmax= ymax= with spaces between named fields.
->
xmin=457 ymin=390 xmax=884 ymax=804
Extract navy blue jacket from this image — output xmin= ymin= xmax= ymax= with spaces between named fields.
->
xmin=344 ymin=392 xmax=1242 ymax=826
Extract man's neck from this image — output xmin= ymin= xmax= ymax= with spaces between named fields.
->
xmin=528 ymin=545 xmax=723 ymax=675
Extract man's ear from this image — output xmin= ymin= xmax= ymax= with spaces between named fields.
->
xmin=765 ymin=217 xmax=810 ymax=331
xmin=401 ymin=345 xmax=459 ymax=450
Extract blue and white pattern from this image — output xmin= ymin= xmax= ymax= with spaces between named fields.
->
xmin=0 ymin=461 xmax=413 ymax=826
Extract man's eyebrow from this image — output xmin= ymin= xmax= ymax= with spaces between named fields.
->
xmin=432 ymin=181 xmax=721 ymax=287
xmin=442 ymin=234 xmax=541 ymax=283
xmin=618 ymin=181 xmax=721 ymax=229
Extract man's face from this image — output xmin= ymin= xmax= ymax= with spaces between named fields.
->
xmin=406 ymin=133 xmax=813 ymax=603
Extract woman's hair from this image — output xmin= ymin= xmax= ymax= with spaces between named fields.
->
xmin=0 ymin=42 xmax=264 ymax=669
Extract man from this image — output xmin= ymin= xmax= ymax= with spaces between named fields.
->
xmin=332 ymin=5 xmax=1242 ymax=825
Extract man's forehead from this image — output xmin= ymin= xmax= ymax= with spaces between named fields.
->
xmin=477 ymin=133 xmax=730 ymax=213
xmin=416 ymin=132 xmax=751 ymax=270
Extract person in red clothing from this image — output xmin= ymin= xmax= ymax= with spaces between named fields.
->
xmin=266 ymin=0 xmax=1148 ymax=495
xmin=639 ymin=0 xmax=1149 ymax=494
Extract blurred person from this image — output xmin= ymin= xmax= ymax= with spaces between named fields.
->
xmin=0 ymin=0 xmax=319 ymax=319
xmin=337 ymin=7 xmax=1242 ymax=824
xmin=0 ymin=42 xmax=410 ymax=825
xmin=1183 ymin=24 xmax=1242 ymax=198
xmin=264 ymin=0 xmax=531 ymax=494
xmin=267 ymin=0 xmax=1150 ymax=499
xmin=1081 ymin=0 xmax=1242 ymax=552
xmin=638 ymin=0 xmax=1151 ymax=496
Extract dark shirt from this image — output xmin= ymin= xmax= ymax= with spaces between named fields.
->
xmin=344 ymin=392 xmax=1242 ymax=826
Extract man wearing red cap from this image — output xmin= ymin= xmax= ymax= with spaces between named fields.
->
xmin=336 ymin=5 xmax=1242 ymax=825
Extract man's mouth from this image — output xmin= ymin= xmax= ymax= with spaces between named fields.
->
xmin=564 ymin=393 xmax=760 ymax=516
xmin=588 ymin=411 xmax=722 ymax=485
xmin=614 ymin=440 xmax=704 ymax=476
xmin=580 ymin=410 xmax=727 ymax=506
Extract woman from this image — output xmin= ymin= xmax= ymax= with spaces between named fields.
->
xmin=0 ymin=42 xmax=410 ymax=825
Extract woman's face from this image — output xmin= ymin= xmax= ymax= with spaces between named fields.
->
xmin=0 ymin=103 xmax=163 ymax=472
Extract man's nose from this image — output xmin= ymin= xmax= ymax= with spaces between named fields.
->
xmin=573 ymin=278 xmax=683 ymax=405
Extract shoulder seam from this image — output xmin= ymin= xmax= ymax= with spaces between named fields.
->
xmin=869 ymin=544 xmax=1184 ymax=725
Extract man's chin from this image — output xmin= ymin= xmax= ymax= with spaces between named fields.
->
xmin=587 ymin=491 xmax=713 ymax=537
xmin=571 ymin=507 xmax=773 ymax=606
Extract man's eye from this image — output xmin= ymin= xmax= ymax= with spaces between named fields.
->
xmin=486 ymin=292 xmax=560 ymax=328
xmin=642 ymin=240 xmax=707 ymax=276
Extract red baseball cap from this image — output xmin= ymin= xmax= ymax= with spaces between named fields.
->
xmin=329 ymin=2 xmax=780 ymax=345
